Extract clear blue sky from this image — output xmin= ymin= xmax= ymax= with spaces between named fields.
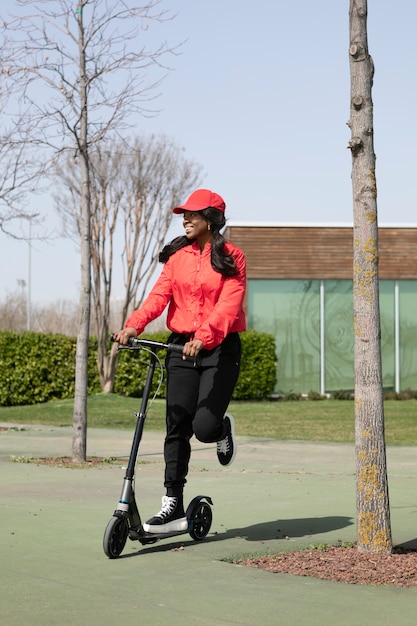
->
xmin=1 ymin=0 xmax=416 ymax=304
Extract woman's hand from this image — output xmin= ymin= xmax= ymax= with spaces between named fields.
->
xmin=112 ymin=327 xmax=138 ymax=346
xmin=182 ymin=338 xmax=203 ymax=359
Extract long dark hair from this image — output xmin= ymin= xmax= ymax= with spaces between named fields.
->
xmin=158 ymin=208 xmax=238 ymax=277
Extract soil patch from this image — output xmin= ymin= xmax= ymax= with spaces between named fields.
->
xmin=10 ymin=456 xmax=126 ymax=468
xmin=238 ymin=545 xmax=417 ymax=587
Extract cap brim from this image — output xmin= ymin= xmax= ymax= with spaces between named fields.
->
xmin=172 ymin=204 xmax=206 ymax=214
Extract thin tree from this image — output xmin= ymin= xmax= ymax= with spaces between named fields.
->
xmin=0 ymin=119 xmax=46 ymax=236
xmin=54 ymin=134 xmax=202 ymax=392
xmin=348 ymin=0 xmax=392 ymax=553
xmin=1 ymin=0 xmax=177 ymax=462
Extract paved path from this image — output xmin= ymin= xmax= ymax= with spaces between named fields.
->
xmin=1 ymin=423 xmax=417 ymax=625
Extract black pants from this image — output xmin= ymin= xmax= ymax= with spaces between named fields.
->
xmin=164 ymin=332 xmax=241 ymax=497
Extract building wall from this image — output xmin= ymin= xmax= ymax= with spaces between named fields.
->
xmin=225 ymin=224 xmax=417 ymax=394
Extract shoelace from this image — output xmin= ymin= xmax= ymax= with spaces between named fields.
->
xmin=157 ymin=496 xmax=177 ymax=519
xmin=217 ymin=436 xmax=230 ymax=454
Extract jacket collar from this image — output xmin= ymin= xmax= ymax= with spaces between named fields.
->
xmin=189 ymin=240 xmax=212 ymax=255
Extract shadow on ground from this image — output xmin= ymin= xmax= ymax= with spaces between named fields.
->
xmin=118 ymin=515 xmax=354 ymax=558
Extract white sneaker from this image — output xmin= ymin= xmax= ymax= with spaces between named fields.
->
xmin=143 ymin=496 xmax=187 ymax=534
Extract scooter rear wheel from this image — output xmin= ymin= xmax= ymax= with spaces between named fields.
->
xmin=188 ymin=501 xmax=212 ymax=541
xmin=103 ymin=515 xmax=129 ymax=558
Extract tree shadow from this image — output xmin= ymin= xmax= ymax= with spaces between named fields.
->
xmin=221 ymin=515 xmax=354 ymax=542
xmin=396 ymin=538 xmax=417 ymax=551
xmin=120 ymin=515 xmax=354 ymax=558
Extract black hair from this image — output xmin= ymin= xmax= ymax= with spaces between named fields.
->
xmin=158 ymin=207 xmax=238 ymax=277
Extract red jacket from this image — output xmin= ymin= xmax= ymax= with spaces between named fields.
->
xmin=126 ymin=240 xmax=247 ymax=350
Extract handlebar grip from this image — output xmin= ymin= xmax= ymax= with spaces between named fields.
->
xmin=166 ymin=343 xmax=186 ymax=354
xmin=110 ymin=334 xmax=138 ymax=347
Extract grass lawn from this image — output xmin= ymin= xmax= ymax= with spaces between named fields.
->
xmin=1 ymin=395 xmax=417 ymax=445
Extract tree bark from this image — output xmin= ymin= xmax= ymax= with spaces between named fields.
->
xmin=348 ymin=0 xmax=392 ymax=553
xmin=72 ymin=1 xmax=91 ymax=462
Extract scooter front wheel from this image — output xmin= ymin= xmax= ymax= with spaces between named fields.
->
xmin=103 ymin=515 xmax=129 ymax=558
xmin=188 ymin=501 xmax=212 ymax=541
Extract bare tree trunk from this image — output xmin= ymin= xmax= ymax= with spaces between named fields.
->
xmin=348 ymin=0 xmax=392 ymax=553
xmin=72 ymin=1 xmax=91 ymax=463
xmin=2 ymin=1 xmax=183 ymax=458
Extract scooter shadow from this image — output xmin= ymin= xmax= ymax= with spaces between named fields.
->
xmin=119 ymin=515 xmax=354 ymax=558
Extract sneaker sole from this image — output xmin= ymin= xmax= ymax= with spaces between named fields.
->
xmin=143 ymin=517 xmax=188 ymax=534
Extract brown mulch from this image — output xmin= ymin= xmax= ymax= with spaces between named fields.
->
xmin=40 ymin=456 xmax=126 ymax=468
xmin=238 ymin=545 xmax=417 ymax=587
xmin=9 ymin=455 xmax=125 ymax=468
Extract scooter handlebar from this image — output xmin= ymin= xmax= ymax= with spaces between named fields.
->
xmin=111 ymin=334 xmax=184 ymax=354
xmin=128 ymin=338 xmax=185 ymax=354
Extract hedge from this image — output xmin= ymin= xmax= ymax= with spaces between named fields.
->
xmin=0 ymin=331 xmax=101 ymax=406
xmin=0 ymin=329 xmax=276 ymax=406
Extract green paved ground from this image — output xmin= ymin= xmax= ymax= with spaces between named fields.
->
xmin=1 ymin=424 xmax=417 ymax=625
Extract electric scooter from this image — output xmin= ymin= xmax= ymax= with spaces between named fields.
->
xmin=103 ymin=336 xmax=213 ymax=559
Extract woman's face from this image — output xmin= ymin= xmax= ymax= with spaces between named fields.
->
xmin=182 ymin=210 xmax=211 ymax=243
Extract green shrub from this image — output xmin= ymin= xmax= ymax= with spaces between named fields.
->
xmin=0 ymin=329 xmax=276 ymax=406
xmin=234 ymin=329 xmax=276 ymax=400
xmin=331 ymin=389 xmax=354 ymax=400
xmin=0 ymin=332 xmax=100 ymax=406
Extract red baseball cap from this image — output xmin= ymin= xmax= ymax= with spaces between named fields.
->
xmin=172 ymin=188 xmax=226 ymax=214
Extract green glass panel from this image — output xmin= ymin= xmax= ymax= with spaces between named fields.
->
xmin=379 ymin=281 xmax=395 ymax=390
xmin=247 ymin=280 xmax=320 ymax=393
xmin=399 ymin=281 xmax=417 ymax=390
xmin=247 ymin=278 xmax=417 ymax=395
xmin=324 ymin=281 xmax=354 ymax=392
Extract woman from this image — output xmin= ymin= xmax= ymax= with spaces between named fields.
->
xmin=113 ymin=188 xmax=246 ymax=533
